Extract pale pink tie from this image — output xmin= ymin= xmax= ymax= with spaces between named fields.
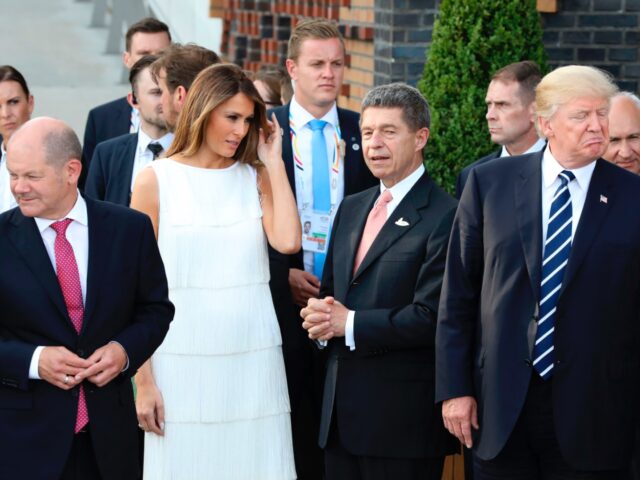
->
xmin=51 ymin=219 xmax=89 ymax=433
xmin=353 ymin=189 xmax=393 ymax=273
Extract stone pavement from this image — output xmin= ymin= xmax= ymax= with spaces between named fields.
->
xmin=0 ymin=0 xmax=127 ymax=140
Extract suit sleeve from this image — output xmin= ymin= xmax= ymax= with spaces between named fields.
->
xmin=319 ymin=203 xmax=344 ymax=298
xmin=435 ymin=169 xmax=485 ymax=402
xmin=80 ymin=111 xmax=97 ymax=190
xmin=112 ymin=215 xmax=174 ymax=374
xmin=0 ymin=339 xmax=36 ymax=391
xmin=353 ymin=204 xmax=456 ymax=351
xmin=84 ymin=145 xmax=106 ymax=201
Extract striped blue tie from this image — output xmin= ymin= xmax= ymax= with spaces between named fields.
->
xmin=309 ymin=119 xmax=330 ymax=278
xmin=533 ymin=170 xmax=575 ymax=380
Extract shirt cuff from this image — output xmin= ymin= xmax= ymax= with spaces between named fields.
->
xmin=345 ymin=310 xmax=356 ymax=351
xmin=29 ymin=346 xmax=45 ymax=379
xmin=316 ymin=339 xmax=327 ymax=349
xmin=109 ymin=341 xmax=130 ymax=372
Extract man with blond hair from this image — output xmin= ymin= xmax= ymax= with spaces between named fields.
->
xmin=437 ymin=66 xmax=640 ymax=479
xmin=269 ymin=18 xmax=376 ymax=480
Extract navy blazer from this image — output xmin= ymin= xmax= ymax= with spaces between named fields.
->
xmin=437 ymin=152 xmax=640 ymax=470
xmin=85 ymin=132 xmax=138 ymax=206
xmin=319 ymin=172 xmax=458 ymax=458
xmin=455 ymin=149 xmax=500 ymax=200
xmin=81 ymin=97 xmax=132 ymax=187
xmin=0 ymin=197 xmax=174 ymax=480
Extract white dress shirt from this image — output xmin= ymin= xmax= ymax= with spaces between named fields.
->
xmin=500 ymin=137 xmax=547 ymax=158
xmin=344 ymin=164 xmax=426 ymax=350
xmin=289 ymin=97 xmax=345 ymax=274
xmin=541 ymin=146 xmax=596 ymax=248
xmin=0 ymin=143 xmax=18 ymax=213
xmin=130 ymin=128 xmax=174 ymax=191
xmin=29 ymin=193 xmax=89 ymax=379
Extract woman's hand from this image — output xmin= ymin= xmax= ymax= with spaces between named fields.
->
xmin=257 ymin=113 xmax=283 ymax=169
xmin=136 ymin=382 xmax=166 ymax=436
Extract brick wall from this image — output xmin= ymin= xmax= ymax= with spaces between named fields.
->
xmin=541 ymin=0 xmax=640 ymax=91
xmin=213 ymin=0 xmax=640 ymax=111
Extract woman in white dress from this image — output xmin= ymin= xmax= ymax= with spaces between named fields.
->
xmin=131 ymin=63 xmax=300 ymax=479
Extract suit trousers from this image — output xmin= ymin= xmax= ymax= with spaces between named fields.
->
xmin=325 ymin=416 xmax=444 ymax=480
xmin=60 ymin=427 xmax=103 ymax=480
xmin=473 ymin=374 xmax=623 ymax=480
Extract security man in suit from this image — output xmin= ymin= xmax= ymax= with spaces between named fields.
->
xmin=81 ymin=17 xmax=171 ymax=185
xmin=456 ymin=61 xmax=546 ymax=198
xmin=85 ymin=55 xmax=173 ymax=206
xmin=437 ymin=66 xmax=640 ymax=479
xmin=302 ymin=83 xmax=458 ymax=480
xmin=268 ymin=18 xmax=377 ymax=480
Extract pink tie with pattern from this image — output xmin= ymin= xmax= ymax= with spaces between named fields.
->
xmin=353 ymin=189 xmax=393 ymax=274
xmin=51 ymin=219 xmax=89 ymax=433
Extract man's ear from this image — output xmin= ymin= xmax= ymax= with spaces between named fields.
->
xmin=175 ymin=85 xmax=188 ymax=107
xmin=285 ymin=58 xmax=297 ymax=81
xmin=66 ymin=158 xmax=83 ymax=184
xmin=415 ymin=127 xmax=430 ymax=152
xmin=123 ymin=51 xmax=131 ymax=69
xmin=127 ymin=92 xmax=136 ymax=109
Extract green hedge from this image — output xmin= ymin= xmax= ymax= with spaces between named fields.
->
xmin=418 ymin=0 xmax=548 ymax=194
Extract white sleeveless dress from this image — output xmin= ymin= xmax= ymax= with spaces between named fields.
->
xmin=143 ymin=159 xmax=296 ymax=480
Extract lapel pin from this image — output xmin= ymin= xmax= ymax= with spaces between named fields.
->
xmin=600 ymin=194 xmax=608 ymax=204
xmin=395 ymin=217 xmax=409 ymax=227
xmin=352 ymin=143 xmax=360 ymax=151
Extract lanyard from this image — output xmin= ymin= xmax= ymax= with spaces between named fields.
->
xmin=289 ymin=112 xmax=343 ymax=174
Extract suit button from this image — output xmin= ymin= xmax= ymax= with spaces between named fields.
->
xmin=352 ymin=281 xmax=359 ymax=286
xmin=77 ymin=349 xmax=85 ymax=358
xmin=524 ymin=359 xmax=532 ymax=367
xmin=71 ymin=388 xmax=79 ymax=398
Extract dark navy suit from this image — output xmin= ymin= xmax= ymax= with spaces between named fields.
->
xmin=0 ymin=197 xmax=174 ymax=480
xmin=85 ymin=132 xmax=138 ymax=206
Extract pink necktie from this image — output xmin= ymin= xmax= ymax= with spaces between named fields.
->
xmin=353 ymin=189 xmax=393 ymax=273
xmin=51 ymin=219 xmax=89 ymax=433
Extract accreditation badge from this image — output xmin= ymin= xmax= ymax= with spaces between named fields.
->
xmin=301 ymin=211 xmax=332 ymax=253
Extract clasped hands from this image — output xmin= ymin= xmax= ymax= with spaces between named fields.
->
xmin=300 ymin=296 xmax=348 ymax=341
xmin=38 ymin=343 xmax=127 ymax=391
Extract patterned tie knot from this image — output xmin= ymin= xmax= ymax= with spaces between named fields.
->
xmin=558 ymin=170 xmax=575 ymax=186
xmin=51 ymin=218 xmax=73 ymax=236
xmin=148 ymin=142 xmax=163 ymax=159
xmin=308 ymin=119 xmax=327 ymax=131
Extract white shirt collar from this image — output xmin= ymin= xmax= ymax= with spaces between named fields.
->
xmin=500 ymin=137 xmax=547 ymax=158
xmin=34 ymin=191 xmax=88 ymax=233
xmin=289 ymin=96 xmax=339 ymax=129
xmin=379 ymin=163 xmax=425 ymax=202
xmin=542 ymin=145 xmax=596 ymax=191
xmin=136 ymin=128 xmax=174 ymax=155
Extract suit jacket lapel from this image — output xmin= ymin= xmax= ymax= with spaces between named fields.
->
xmin=120 ymin=134 xmax=138 ymax=205
xmin=338 ymin=108 xmax=367 ymax=196
xmin=353 ymin=173 xmax=430 ymax=281
xmin=274 ymin=105 xmax=296 ymax=198
xmin=7 ymin=212 xmax=69 ymax=320
xmin=338 ymin=188 xmax=377 ymax=288
xmin=83 ymin=198 xmax=109 ymax=329
xmin=514 ymin=152 xmax=543 ymax=299
xmin=561 ymin=159 xmax=612 ymax=295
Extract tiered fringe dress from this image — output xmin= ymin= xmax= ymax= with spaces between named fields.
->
xmin=143 ymin=159 xmax=296 ymax=480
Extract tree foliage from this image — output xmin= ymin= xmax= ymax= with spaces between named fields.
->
xmin=418 ymin=0 xmax=548 ymax=194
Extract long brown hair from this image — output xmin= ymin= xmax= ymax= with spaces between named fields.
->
xmin=166 ymin=63 xmax=268 ymax=167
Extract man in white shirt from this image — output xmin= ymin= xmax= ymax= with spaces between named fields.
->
xmin=0 ymin=65 xmax=34 ymax=213
xmin=0 ymin=117 xmax=173 ymax=479
xmin=81 ymin=17 xmax=172 ymax=186
xmin=438 ymin=66 xmax=640 ymax=480
xmin=268 ymin=19 xmax=377 ymax=480
xmin=85 ymin=55 xmax=173 ymax=206
xmin=301 ymin=83 xmax=458 ymax=480
xmin=456 ymin=61 xmax=546 ymax=198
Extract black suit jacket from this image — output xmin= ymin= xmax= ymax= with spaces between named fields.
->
xmin=81 ymin=97 xmax=132 ymax=187
xmin=455 ymin=150 xmax=500 ymax=199
xmin=85 ymin=132 xmax=138 ymax=206
xmin=0 ymin=197 xmax=174 ymax=480
xmin=436 ymin=152 xmax=640 ymax=470
xmin=267 ymin=104 xmax=377 ymax=353
xmin=319 ymin=172 xmax=458 ymax=459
